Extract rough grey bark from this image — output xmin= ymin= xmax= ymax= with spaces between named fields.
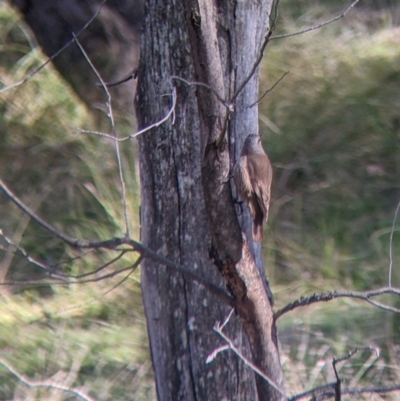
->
xmin=135 ymin=1 xmax=284 ymax=400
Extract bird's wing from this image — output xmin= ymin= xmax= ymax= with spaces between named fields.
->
xmin=250 ymin=194 xmax=264 ymax=242
xmin=247 ymin=154 xmax=272 ymax=221
xmin=233 ymin=156 xmax=253 ymax=201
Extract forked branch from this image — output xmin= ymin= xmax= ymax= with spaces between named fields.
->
xmin=0 ymin=180 xmax=231 ymax=304
xmin=275 ymin=287 xmax=400 ymax=320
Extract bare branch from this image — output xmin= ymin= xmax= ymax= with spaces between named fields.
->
xmin=0 ymin=358 xmax=96 ymax=401
xmin=205 ymin=345 xmax=230 ymax=364
xmin=67 ymin=260 xmax=140 ymax=285
xmin=389 ymin=199 xmax=400 ymax=287
xmin=331 ymin=358 xmax=341 ymax=401
xmin=271 ymin=0 xmax=281 ymax=28
xmin=334 ymin=347 xmax=377 ymax=365
xmin=291 ymin=375 xmax=400 ymax=401
xmin=231 ymin=29 xmax=272 ymax=103
xmin=0 ymin=229 xmax=62 ymax=277
xmin=213 ymin=320 xmax=288 ymax=399
xmin=171 ymin=75 xmax=232 ymax=111
xmin=1 ymin=227 xmax=108 ymax=282
xmin=220 ymin=307 xmax=235 ymax=330
xmin=225 ymin=0 xmax=284 ymax=103
xmin=246 ymin=71 xmax=289 ymax=109
xmin=74 ymin=36 xmax=130 ymax=238
xmin=0 ymin=180 xmax=231 ymax=304
xmin=331 ymin=348 xmax=375 ymax=401
xmin=37 ymin=258 xmax=142 ymax=318
xmin=291 ymin=383 xmax=400 ymax=401
xmin=289 ymin=382 xmax=336 ymax=401
xmin=51 ymin=249 xmax=96 ymax=268
xmin=0 ymin=263 xmax=137 ymax=287
xmin=0 ymin=0 xmax=108 ymax=93
xmin=54 ymin=251 xmax=128 ymax=279
xmin=96 ymin=258 xmax=140 ymax=295
xmin=206 ymin=308 xmax=234 ymax=363
xmin=271 ymin=0 xmax=361 ymax=40
xmin=363 ymin=297 xmax=400 ymax=314
xmin=98 ymin=68 xmax=138 ymax=87
xmin=76 ymin=87 xmax=177 ymax=141
xmin=275 ymin=287 xmax=400 ymax=320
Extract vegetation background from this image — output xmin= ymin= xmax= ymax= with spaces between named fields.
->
xmin=1 ymin=0 xmax=400 ymax=399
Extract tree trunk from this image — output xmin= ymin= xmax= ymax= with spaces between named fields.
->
xmin=135 ymin=1 xmax=284 ymax=400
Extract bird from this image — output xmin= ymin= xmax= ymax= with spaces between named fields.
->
xmin=233 ymin=134 xmax=273 ymax=242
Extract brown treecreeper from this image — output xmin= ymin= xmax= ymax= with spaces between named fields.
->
xmin=233 ymin=134 xmax=273 ymax=242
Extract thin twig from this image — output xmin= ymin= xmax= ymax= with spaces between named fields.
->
xmin=205 ymin=345 xmax=230 ymax=364
xmin=334 ymin=347 xmax=377 ymax=365
xmin=332 ymin=373 xmax=341 ymax=401
xmin=0 ymin=229 xmax=64 ymax=277
xmin=275 ymin=287 xmax=400 ymax=320
xmin=54 ymin=251 xmax=127 ymax=279
xmin=271 ymin=0 xmax=361 ymax=40
xmin=289 ymin=382 xmax=336 ymax=401
xmin=330 ymin=348 xmax=374 ymax=401
xmin=171 ymin=75 xmax=232 ymax=110
xmin=98 ymin=68 xmax=138 ymax=87
xmin=229 ymin=0 xmax=287 ymax=103
xmin=290 ymin=347 xmax=400 ymax=401
xmin=213 ymin=321 xmax=288 ymax=399
xmin=0 ymin=264 xmax=136 ymax=287
xmin=364 ymin=297 xmax=400 ymax=314
xmin=271 ymin=0 xmax=281 ymax=27
xmin=99 ymin=256 xmax=141 ymax=294
xmin=246 ymin=71 xmax=289 ymax=108
xmin=0 ymin=358 xmax=96 ymax=401
xmin=389 ymin=200 xmax=400 ymax=287
xmin=205 ymin=308 xmax=234 ymax=363
xmin=0 ymin=0 xmax=108 ymax=93
xmin=50 ymin=249 xmax=95 ymax=268
xmin=220 ymin=307 xmax=235 ymax=330
xmin=51 ymin=261 xmax=140 ymax=317
xmin=290 ymin=381 xmax=400 ymax=401
xmin=231 ymin=29 xmax=272 ymax=103
xmin=75 ymin=87 xmax=177 ymax=141
xmin=74 ymin=36 xmax=130 ymax=238
xmin=68 ymin=260 xmax=140 ymax=285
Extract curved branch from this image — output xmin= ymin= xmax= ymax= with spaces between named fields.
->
xmin=76 ymin=87 xmax=177 ymax=141
xmin=275 ymin=287 xmax=400 ymax=320
xmin=171 ymin=75 xmax=232 ymax=110
xmin=271 ymin=0 xmax=360 ymax=40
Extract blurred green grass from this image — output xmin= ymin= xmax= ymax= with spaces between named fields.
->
xmin=262 ymin=15 xmax=400 ymax=289
xmin=1 ymin=1 xmax=400 ymax=399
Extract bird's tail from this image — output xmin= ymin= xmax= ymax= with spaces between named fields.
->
xmin=252 ymin=203 xmax=264 ymax=242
